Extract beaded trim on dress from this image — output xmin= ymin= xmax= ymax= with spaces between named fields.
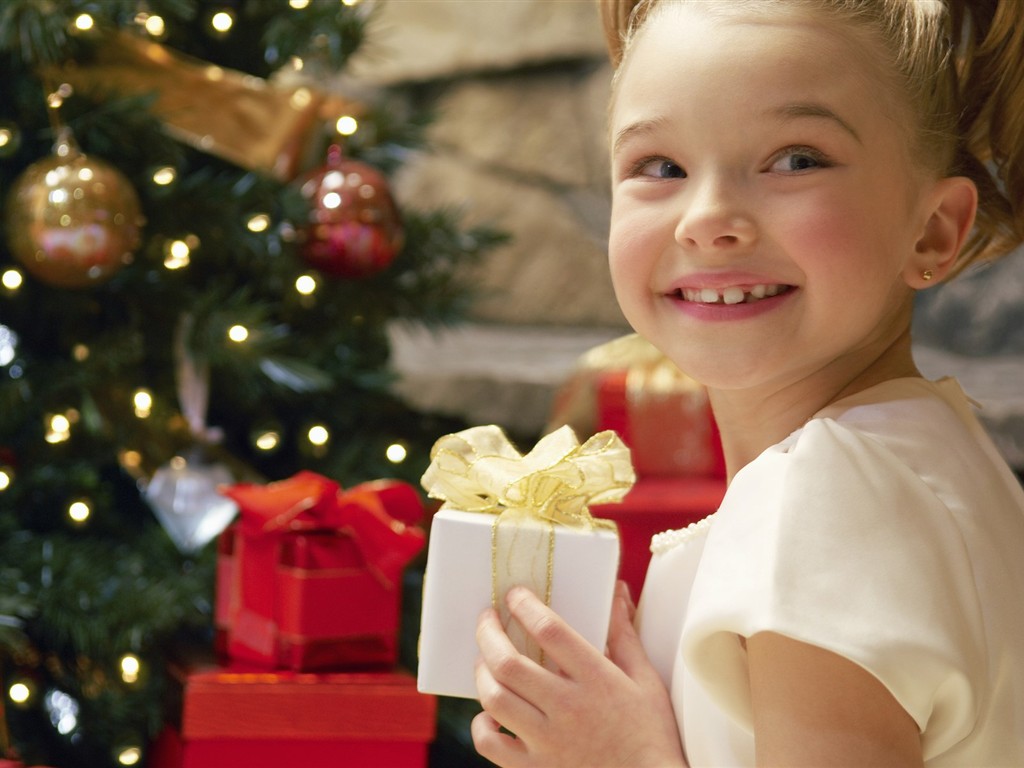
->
xmin=649 ymin=514 xmax=715 ymax=555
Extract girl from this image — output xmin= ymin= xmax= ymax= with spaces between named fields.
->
xmin=470 ymin=1 xmax=1024 ymax=766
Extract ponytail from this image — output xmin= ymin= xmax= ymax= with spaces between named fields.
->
xmin=948 ymin=0 xmax=1024 ymax=269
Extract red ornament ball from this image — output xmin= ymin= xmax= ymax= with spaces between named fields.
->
xmin=295 ymin=147 xmax=404 ymax=278
xmin=5 ymin=133 xmax=143 ymax=289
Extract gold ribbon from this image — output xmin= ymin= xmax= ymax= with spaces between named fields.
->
xmin=421 ymin=425 xmax=634 ymax=662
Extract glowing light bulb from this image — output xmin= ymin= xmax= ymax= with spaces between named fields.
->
xmin=145 ymin=15 xmax=166 ymax=36
xmin=120 ymin=654 xmax=141 ymax=683
xmin=335 ymin=115 xmax=359 ymax=136
xmin=133 ymin=389 xmax=153 ymax=418
xmin=255 ymin=431 xmax=280 ymax=451
xmin=295 ymin=274 xmax=317 ymax=295
xmin=117 ymin=747 xmax=142 ymax=766
xmin=290 ymin=0 xmax=311 ymax=7
xmin=74 ymin=14 xmax=95 ymax=31
xmin=211 ymin=11 xmax=234 ymax=33
xmin=2 ymin=269 xmax=23 ymax=290
xmin=68 ymin=500 xmax=91 ymax=524
xmin=307 ymin=425 xmax=330 ymax=446
xmin=228 ymin=325 xmax=249 ymax=343
xmin=152 ymin=166 xmax=176 ymax=185
xmin=164 ymin=239 xmax=191 ymax=269
xmin=0 ymin=467 xmax=12 ymax=491
xmin=46 ymin=413 xmax=71 ymax=443
xmin=247 ymin=213 xmax=270 ymax=232
xmin=386 ymin=443 xmax=408 ymax=463
xmin=9 ymin=682 xmax=30 ymax=704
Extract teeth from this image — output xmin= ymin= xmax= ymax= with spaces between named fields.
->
xmin=680 ymin=284 xmax=786 ymax=305
xmin=721 ymin=287 xmax=745 ymax=305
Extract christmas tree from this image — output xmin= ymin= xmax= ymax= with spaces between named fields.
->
xmin=0 ymin=1 xmax=504 ymax=765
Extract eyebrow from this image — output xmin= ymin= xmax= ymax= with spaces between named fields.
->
xmin=612 ymin=117 xmax=669 ymax=157
xmin=771 ymin=102 xmax=862 ymax=143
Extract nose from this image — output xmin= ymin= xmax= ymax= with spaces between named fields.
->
xmin=674 ymin=177 xmax=756 ymax=251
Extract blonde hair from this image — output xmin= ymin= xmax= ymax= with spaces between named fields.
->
xmin=599 ymin=0 xmax=1024 ymax=274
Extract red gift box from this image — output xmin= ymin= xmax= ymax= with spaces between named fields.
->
xmin=148 ymin=661 xmax=436 ymax=768
xmin=596 ymin=368 xmax=725 ymax=479
xmin=549 ymin=334 xmax=725 ymax=479
xmin=592 ymin=476 xmax=725 ymax=599
xmin=216 ymin=472 xmax=425 ymax=670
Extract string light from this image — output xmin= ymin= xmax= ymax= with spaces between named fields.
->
xmin=73 ymin=344 xmax=90 ymax=361
xmin=227 ymin=325 xmax=249 ymax=343
xmin=254 ymin=430 xmax=280 ymax=452
xmin=133 ymin=389 xmax=153 ymax=418
xmin=9 ymin=681 xmax=32 ymax=705
xmin=307 ymin=424 xmax=330 ymax=446
xmin=164 ymin=239 xmax=191 ymax=269
xmin=210 ymin=10 xmax=235 ymax=34
xmin=45 ymin=689 xmax=79 ymax=734
xmin=342 ymin=0 xmax=362 ymax=6
xmin=68 ymin=499 xmax=91 ymax=524
xmin=295 ymin=274 xmax=317 ymax=295
xmin=0 ymin=126 xmax=13 ymax=148
xmin=290 ymin=88 xmax=313 ymax=109
xmin=152 ymin=166 xmax=176 ymax=186
xmin=117 ymin=747 xmax=142 ymax=766
xmin=2 ymin=269 xmax=23 ymax=291
xmin=73 ymin=14 xmax=95 ymax=31
xmin=0 ymin=466 xmax=12 ymax=491
xmin=119 ymin=450 xmax=143 ymax=471
xmin=386 ymin=442 xmax=408 ymax=463
xmin=144 ymin=15 xmax=166 ymax=37
xmin=46 ymin=413 xmax=71 ymax=443
xmin=335 ymin=115 xmax=359 ymax=136
xmin=0 ymin=324 xmax=17 ymax=366
xmin=290 ymin=0 xmax=311 ymax=7
xmin=120 ymin=654 xmax=141 ymax=684
xmin=247 ymin=213 xmax=270 ymax=232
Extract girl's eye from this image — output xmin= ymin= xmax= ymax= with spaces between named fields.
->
xmin=770 ymin=148 xmax=831 ymax=173
xmin=632 ymin=158 xmax=686 ymax=179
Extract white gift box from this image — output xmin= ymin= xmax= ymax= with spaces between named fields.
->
xmin=417 ymin=507 xmax=620 ymax=699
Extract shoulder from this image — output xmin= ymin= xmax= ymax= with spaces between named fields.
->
xmin=680 ymin=409 xmax=989 ymax=752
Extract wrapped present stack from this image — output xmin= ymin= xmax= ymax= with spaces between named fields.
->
xmin=150 ymin=471 xmax=436 ymax=768
xmin=549 ymin=334 xmax=727 ymax=598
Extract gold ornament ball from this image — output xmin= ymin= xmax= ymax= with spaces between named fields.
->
xmin=5 ymin=149 xmax=144 ymax=288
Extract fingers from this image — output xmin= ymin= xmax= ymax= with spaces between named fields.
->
xmin=500 ymin=586 xmax=607 ymax=680
xmin=475 ymin=607 xmax=548 ymax=735
xmin=471 ymin=710 xmax=529 ymax=768
xmin=616 ymin=579 xmax=637 ymax=622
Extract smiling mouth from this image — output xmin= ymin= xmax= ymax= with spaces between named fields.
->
xmin=673 ymin=284 xmax=794 ymax=305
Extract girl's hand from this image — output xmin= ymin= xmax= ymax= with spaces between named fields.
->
xmin=471 ymin=581 xmax=687 ymax=768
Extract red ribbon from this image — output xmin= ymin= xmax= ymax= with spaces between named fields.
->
xmin=219 ymin=471 xmax=425 ymax=665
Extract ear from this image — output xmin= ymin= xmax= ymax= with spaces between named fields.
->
xmin=903 ymin=176 xmax=977 ymax=289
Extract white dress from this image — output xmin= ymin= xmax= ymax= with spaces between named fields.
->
xmin=637 ymin=378 xmax=1024 ymax=766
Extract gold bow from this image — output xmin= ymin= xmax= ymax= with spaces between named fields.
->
xmin=421 ymin=424 xmax=635 ymax=527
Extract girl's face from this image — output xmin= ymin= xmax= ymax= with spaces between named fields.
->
xmin=608 ymin=3 xmax=933 ymax=397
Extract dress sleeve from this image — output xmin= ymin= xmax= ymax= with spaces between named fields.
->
xmin=680 ymin=418 xmax=986 ymax=760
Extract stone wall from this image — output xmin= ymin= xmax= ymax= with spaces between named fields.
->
xmin=346 ymin=0 xmax=629 ymax=328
